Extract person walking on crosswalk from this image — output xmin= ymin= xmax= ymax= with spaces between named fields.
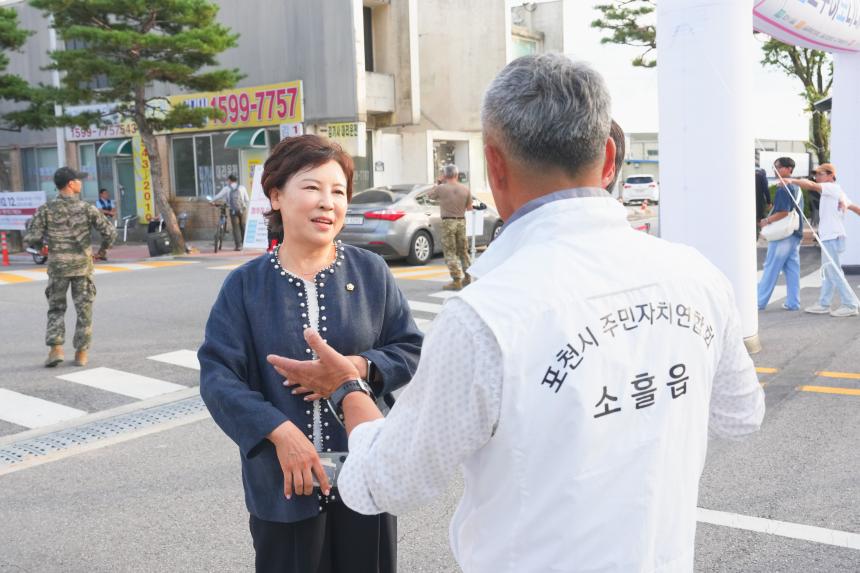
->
xmin=428 ymin=164 xmax=473 ymax=290
xmin=24 ymin=167 xmax=116 ymax=367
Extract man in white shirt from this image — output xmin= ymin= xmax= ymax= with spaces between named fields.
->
xmin=211 ymin=173 xmax=249 ymax=250
xmin=269 ymin=54 xmax=764 ymax=572
xmin=787 ymin=164 xmax=860 ymax=317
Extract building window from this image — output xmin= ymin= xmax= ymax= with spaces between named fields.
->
xmin=21 ymin=147 xmax=59 ymax=192
xmin=171 ymin=134 xmax=239 ymax=198
xmin=363 ymin=7 xmax=374 ymax=72
xmin=64 ymin=38 xmax=110 ymax=89
xmin=646 ymin=149 xmax=659 ymax=158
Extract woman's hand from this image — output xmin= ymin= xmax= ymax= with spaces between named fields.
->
xmin=267 ymin=420 xmax=330 ymax=499
xmin=268 ymin=329 xmax=361 ymax=400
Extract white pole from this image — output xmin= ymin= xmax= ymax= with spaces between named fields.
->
xmin=657 ymin=0 xmax=759 ymax=350
xmin=830 ymin=52 xmax=860 ymax=273
xmin=47 ymin=18 xmax=65 ymax=167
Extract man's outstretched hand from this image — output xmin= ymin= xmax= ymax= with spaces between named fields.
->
xmin=268 ymin=328 xmax=361 ymax=401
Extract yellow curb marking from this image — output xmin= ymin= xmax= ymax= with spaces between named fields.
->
xmin=799 ymin=385 xmax=860 ymax=396
xmin=0 ymin=272 xmax=33 ymax=283
xmin=755 ymin=367 xmax=778 ymax=374
xmin=93 ymin=265 xmax=132 ymax=272
xmin=816 ymin=371 xmax=860 ymax=381
xmin=397 ymin=270 xmax=450 ymax=280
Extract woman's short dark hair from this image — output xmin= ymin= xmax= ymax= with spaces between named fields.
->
xmin=262 ymin=135 xmax=355 ymax=234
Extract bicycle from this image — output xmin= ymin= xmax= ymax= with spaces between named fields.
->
xmin=211 ymin=201 xmax=229 ymax=253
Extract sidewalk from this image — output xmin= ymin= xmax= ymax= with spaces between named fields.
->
xmin=4 ymin=239 xmax=266 ymax=265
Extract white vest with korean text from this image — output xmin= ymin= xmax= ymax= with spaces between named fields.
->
xmin=453 ymin=196 xmax=736 ymax=572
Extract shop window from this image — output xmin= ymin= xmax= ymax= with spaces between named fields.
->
xmin=21 ymin=147 xmax=58 ymax=192
xmin=79 ymin=143 xmax=99 ymax=202
xmin=172 ymin=138 xmax=196 ymax=197
xmin=363 ymin=7 xmax=374 ymax=72
xmin=172 ymin=133 xmax=238 ymax=198
xmin=211 ymin=132 xmax=239 ymax=192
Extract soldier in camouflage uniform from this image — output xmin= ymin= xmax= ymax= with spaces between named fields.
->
xmin=427 ymin=164 xmax=473 ymax=290
xmin=24 ymin=167 xmax=116 ymax=367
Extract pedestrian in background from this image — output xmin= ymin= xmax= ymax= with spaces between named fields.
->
xmin=96 ymin=188 xmax=116 ymax=222
xmin=24 ymin=167 xmax=116 ymax=367
xmin=212 ymin=173 xmax=249 ymax=250
xmin=428 ymin=163 xmax=473 ymax=290
xmin=757 ymin=157 xmax=803 ymax=311
xmin=755 ymin=166 xmax=770 ymax=236
xmin=786 ymin=163 xmax=860 ymax=317
xmin=269 ymin=54 xmax=763 ymax=573
xmin=199 ymin=135 xmax=422 ymax=573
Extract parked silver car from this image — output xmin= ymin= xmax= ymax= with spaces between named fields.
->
xmin=338 ymin=184 xmax=504 ymax=265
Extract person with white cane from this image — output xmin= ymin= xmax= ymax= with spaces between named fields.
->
xmin=785 ymin=163 xmax=860 ymax=317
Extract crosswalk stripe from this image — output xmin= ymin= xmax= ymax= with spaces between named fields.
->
xmin=138 ymin=261 xmax=197 ymax=268
xmin=148 ymin=350 xmax=200 ymax=371
xmin=56 ymin=367 xmax=185 ymax=400
xmin=408 ymin=300 xmax=444 ymax=314
xmin=414 ymin=318 xmax=433 ymax=333
xmin=391 ymin=267 xmax=447 ymax=278
xmin=768 ymin=270 xmax=821 ymax=304
xmin=0 ymin=260 xmax=197 ymax=285
xmin=208 ymin=264 xmax=241 ymax=271
xmin=0 ymin=389 xmax=86 ymax=429
xmin=429 ymin=291 xmax=458 ymax=300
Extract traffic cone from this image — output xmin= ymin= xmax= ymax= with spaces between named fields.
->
xmin=1 ymin=231 xmax=9 ymax=266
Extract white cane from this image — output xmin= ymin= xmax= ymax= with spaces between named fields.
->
xmin=770 ymin=165 xmax=860 ymax=308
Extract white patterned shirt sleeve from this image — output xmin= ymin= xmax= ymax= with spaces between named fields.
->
xmin=338 ymin=298 xmax=503 ymax=515
xmin=708 ymin=297 xmax=765 ymax=439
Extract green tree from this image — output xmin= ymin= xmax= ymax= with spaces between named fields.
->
xmin=592 ymin=1 xmax=832 ymax=164
xmin=30 ymin=0 xmax=241 ymax=253
xmin=591 ymin=1 xmax=656 ymax=68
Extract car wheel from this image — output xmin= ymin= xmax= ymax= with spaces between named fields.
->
xmin=406 ymin=230 xmax=433 ymax=265
xmin=491 ymin=220 xmax=503 ymax=242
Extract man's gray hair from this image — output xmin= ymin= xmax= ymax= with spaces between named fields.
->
xmin=443 ymin=164 xmax=459 ymax=179
xmin=481 ymin=54 xmax=612 ymax=177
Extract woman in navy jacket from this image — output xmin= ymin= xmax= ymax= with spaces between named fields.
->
xmin=199 ymin=135 xmax=422 ymax=572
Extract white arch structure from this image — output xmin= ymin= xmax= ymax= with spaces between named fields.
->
xmin=658 ymin=0 xmax=860 ymax=350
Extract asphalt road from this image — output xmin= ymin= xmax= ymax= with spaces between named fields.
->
xmin=0 ymin=245 xmax=858 ymax=571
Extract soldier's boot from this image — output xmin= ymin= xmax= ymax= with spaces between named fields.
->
xmin=45 ymin=346 xmax=64 ymax=368
xmin=442 ymin=279 xmax=463 ymax=291
xmin=74 ymin=350 xmax=89 ymax=367
xmin=462 ymin=274 xmax=472 ymax=286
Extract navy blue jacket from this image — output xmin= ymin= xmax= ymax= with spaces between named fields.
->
xmin=199 ymin=245 xmax=423 ymax=522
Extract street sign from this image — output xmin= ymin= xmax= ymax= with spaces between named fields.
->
xmin=0 ymin=191 xmax=47 ymax=230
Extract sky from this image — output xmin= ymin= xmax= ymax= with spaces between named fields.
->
xmin=566 ymin=3 xmax=814 ymax=142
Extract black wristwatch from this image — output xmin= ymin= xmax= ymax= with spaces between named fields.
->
xmin=328 ymin=379 xmax=374 ymax=424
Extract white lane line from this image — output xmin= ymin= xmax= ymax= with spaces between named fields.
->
xmin=0 ymin=389 xmax=86 ymax=429
xmin=56 ymin=367 xmax=185 ymax=400
xmin=769 ymin=270 xmax=821 ymax=304
xmin=429 ymin=291 xmax=458 ymax=300
xmin=697 ymin=508 xmax=860 ymax=550
xmin=147 ymin=350 xmax=200 ymax=371
xmin=208 ymin=264 xmax=240 ymax=271
xmin=408 ymin=300 xmax=444 ymax=314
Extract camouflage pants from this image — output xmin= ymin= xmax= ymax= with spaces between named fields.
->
xmin=45 ymin=275 xmax=96 ymax=350
xmin=441 ymin=219 xmax=471 ymax=281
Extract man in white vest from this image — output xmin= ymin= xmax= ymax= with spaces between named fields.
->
xmin=269 ymin=54 xmax=765 ymax=572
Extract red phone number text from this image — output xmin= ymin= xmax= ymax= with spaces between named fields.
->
xmin=208 ymin=87 xmax=300 ymax=125
xmin=69 ymin=124 xmax=137 ymax=139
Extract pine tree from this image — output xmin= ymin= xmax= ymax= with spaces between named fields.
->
xmin=30 ymin=0 xmax=242 ymax=253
